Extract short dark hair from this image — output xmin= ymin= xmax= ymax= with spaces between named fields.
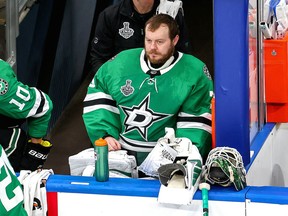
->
xmin=145 ymin=14 xmax=179 ymax=40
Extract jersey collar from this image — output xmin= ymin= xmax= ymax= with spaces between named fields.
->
xmin=140 ymin=49 xmax=183 ymax=75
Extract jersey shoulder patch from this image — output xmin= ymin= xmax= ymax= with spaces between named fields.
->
xmin=0 ymin=78 xmax=9 ymax=95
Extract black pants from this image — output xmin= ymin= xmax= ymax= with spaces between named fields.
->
xmin=0 ymin=128 xmax=27 ymax=172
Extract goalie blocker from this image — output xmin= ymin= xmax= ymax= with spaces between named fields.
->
xmin=21 ymin=140 xmax=52 ymax=171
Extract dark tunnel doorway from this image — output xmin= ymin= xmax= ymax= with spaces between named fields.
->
xmin=183 ymin=0 xmax=214 ymax=77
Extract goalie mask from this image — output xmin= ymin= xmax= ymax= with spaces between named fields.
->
xmin=203 ymin=147 xmax=247 ymax=191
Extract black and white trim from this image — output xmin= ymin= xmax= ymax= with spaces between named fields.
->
xmin=4 ymin=128 xmax=21 ymax=157
xmin=27 ymin=88 xmax=51 ymax=118
xmin=83 ymin=92 xmax=119 ymax=114
xmin=119 ymin=134 xmax=156 ymax=152
xmin=177 ymin=112 xmax=212 ymax=134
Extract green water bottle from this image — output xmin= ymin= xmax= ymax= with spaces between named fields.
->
xmin=94 ymin=138 xmax=109 ymax=182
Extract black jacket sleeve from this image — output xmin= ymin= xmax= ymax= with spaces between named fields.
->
xmin=89 ymin=11 xmax=116 ymax=74
xmin=175 ymin=10 xmax=192 ymax=54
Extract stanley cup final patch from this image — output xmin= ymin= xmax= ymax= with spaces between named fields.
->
xmin=120 ymin=80 xmax=134 ymax=96
xmin=0 ymin=78 xmax=8 ymax=95
xmin=119 ymin=22 xmax=134 ymax=39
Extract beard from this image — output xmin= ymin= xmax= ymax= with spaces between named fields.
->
xmin=145 ymin=45 xmax=175 ymax=65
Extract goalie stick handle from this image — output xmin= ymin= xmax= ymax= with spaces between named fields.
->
xmin=202 ymin=188 xmax=209 ymax=216
xmin=199 ymin=182 xmax=210 ymax=216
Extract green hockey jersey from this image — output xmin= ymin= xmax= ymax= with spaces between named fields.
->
xmin=0 ymin=59 xmax=53 ymax=138
xmin=83 ymin=48 xmax=213 ymax=163
xmin=0 ymin=145 xmax=27 ymax=216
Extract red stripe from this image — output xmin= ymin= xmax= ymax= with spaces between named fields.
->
xmin=47 ymin=192 xmax=58 ymax=216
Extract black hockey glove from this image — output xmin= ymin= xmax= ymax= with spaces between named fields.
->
xmin=20 ymin=139 xmax=52 ymax=171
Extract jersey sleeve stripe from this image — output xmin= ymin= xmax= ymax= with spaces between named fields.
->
xmin=83 ymin=104 xmax=120 ymax=114
xmin=83 ymin=92 xmax=119 ymax=114
xmin=83 ymin=96 xmax=119 ymax=114
xmin=83 ymin=98 xmax=117 ymax=108
xmin=178 ymin=112 xmax=212 ymax=119
xmin=4 ymin=128 xmax=21 ymax=156
xmin=84 ymin=92 xmax=113 ymax=101
xmin=35 ymin=90 xmax=45 ymax=114
xmin=27 ymin=88 xmax=51 ymax=118
xmin=177 ymin=112 xmax=212 ymax=133
xmin=177 ymin=122 xmax=212 ymax=134
xmin=177 ymin=116 xmax=212 ymax=126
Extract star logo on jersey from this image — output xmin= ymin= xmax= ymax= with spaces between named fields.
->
xmin=119 ymin=22 xmax=134 ymax=39
xmin=0 ymin=78 xmax=8 ymax=95
xmin=120 ymin=94 xmax=170 ymax=140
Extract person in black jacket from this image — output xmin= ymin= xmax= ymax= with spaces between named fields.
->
xmin=89 ymin=0 xmax=191 ymax=74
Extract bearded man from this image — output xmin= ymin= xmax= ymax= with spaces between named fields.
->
xmin=83 ymin=14 xmax=213 ymax=168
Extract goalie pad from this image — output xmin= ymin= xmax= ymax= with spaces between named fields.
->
xmin=138 ymin=127 xmax=199 ymax=178
xmin=138 ymin=137 xmax=178 ymax=177
xmin=157 ymin=142 xmax=203 ymax=205
xmin=69 ymin=149 xmax=138 ymax=178
xmin=158 ymin=145 xmax=202 ymax=190
xmin=20 ymin=140 xmax=52 ymax=171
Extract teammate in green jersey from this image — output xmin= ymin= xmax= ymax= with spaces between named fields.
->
xmin=83 ymin=14 xmax=213 ymax=168
xmin=0 ymin=59 xmax=53 ymax=172
xmin=0 ymin=144 xmax=28 ymax=216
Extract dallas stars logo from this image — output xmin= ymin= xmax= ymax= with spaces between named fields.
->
xmin=120 ymin=94 xmax=170 ymax=141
